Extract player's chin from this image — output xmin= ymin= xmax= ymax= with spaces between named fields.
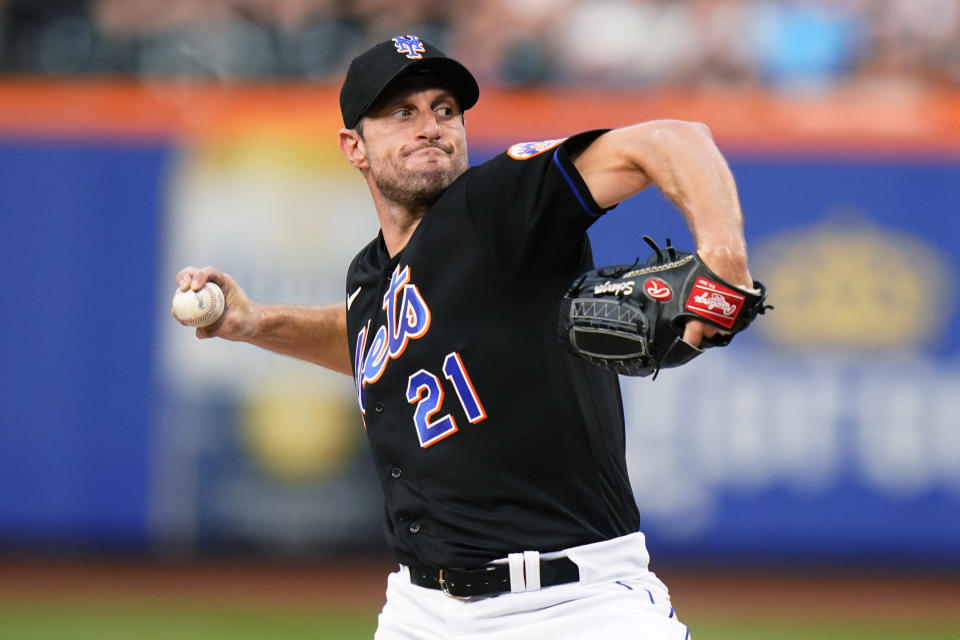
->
xmin=412 ymin=164 xmax=457 ymax=189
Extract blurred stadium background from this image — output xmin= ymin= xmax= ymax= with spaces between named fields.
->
xmin=1 ymin=0 xmax=959 ymax=638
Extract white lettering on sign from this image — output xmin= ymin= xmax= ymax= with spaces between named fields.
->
xmin=621 ymin=351 xmax=960 ymax=537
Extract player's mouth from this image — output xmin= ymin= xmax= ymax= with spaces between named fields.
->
xmin=405 ymin=144 xmax=451 ymax=157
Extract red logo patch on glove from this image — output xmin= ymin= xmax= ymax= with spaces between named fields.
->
xmin=643 ymin=277 xmax=673 ymax=301
xmin=685 ymin=277 xmax=744 ymax=329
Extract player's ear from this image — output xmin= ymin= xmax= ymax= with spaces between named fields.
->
xmin=338 ymin=128 xmax=368 ymax=169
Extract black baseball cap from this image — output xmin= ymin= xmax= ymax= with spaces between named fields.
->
xmin=339 ymin=35 xmax=479 ymax=129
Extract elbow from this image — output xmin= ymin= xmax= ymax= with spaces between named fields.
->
xmin=633 ymin=119 xmax=717 ymax=200
xmin=646 ymin=119 xmax=713 ymax=147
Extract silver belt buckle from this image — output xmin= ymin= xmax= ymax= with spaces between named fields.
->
xmin=438 ymin=569 xmax=472 ymax=600
xmin=438 ymin=569 xmax=457 ymax=598
xmin=438 ymin=568 xmax=450 ymax=595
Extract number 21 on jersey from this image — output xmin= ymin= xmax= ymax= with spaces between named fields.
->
xmin=406 ymin=351 xmax=487 ymax=448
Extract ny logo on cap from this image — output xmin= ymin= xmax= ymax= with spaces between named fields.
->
xmin=393 ymin=35 xmax=425 ymax=60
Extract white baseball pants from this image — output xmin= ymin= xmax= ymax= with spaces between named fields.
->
xmin=374 ymin=532 xmax=691 ymax=640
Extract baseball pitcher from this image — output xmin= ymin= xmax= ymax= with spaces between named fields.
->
xmin=173 ymin=35 xmax=767 ymax=639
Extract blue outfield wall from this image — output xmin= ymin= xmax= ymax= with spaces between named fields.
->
xmin=0 ymin=140 xmax=171 ymax=548
xmin=581 ymin=152 xmax=960 ymax=565
xmin=0 ymin=135 xmax=958 ymax=563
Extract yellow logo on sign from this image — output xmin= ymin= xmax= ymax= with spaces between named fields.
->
xmin=752 ymin=213 xmax=954 ymax=350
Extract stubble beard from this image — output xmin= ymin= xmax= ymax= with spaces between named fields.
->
xmin=372 ymin=150 xmax=467 ymax=208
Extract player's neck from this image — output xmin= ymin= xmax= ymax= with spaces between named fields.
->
xmin=364 ymin=169 xmax=447 ymax=256
xmin=376 ymin=202 xmax=426 ymax=257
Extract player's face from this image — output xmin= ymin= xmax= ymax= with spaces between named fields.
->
xmin=357 ymin=78 xmax=469 ymax=207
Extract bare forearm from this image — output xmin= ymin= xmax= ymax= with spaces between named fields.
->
xmin=244 ymin=302 xmax=352 ymax=375
xmin=636 ymin=121 xmax=748 ymax=280
xmin=173 ymin=266 xmax=353 ymax=376
xmin=575 ymin=120 xmax=752 ymax=286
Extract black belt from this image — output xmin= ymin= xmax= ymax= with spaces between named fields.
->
xmin=409 ymin=556 xmax=580 ymax=598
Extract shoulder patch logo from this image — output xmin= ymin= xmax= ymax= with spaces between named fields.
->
xmin=507 ymin=138 xmax=567 ymax=160
xmin=393 ymin=35 xmax=426 ymax=60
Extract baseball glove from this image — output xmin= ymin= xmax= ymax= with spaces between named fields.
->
xmin=559 ymin=237 xmax=770 ymax=377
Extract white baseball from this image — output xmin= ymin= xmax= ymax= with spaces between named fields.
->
xmin=172 ymin=282 xmax=225 ymax=328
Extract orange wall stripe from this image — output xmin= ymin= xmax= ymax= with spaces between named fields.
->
xmin=0 ymin=78 xmax=958 ymax=154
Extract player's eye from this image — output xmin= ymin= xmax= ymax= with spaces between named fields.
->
xmin=392 ymin=108 xmax=413 ymax=119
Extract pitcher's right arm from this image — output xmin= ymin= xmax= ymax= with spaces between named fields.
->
xmin=173 ymin=266 xmax=352 ymax=376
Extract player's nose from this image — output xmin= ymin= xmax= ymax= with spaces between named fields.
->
xmin=413 ymin=110 xmax=442 ymax=139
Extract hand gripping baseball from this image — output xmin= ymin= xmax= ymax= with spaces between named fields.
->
xmin=172 ymin=266 xmax=259 ymax=340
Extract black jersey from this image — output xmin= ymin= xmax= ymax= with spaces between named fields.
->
xmin=345 ymin=130 xmax=641 ymax=569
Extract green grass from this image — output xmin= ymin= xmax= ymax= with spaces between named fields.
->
xmin=0 ymin=602 xmax=957 ymax=640
xmin=0 ymin=601 xmax=376 ymax=640
xmin=685 ymin=616 xmax=960 ymax=640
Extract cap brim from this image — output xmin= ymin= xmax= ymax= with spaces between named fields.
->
xmin=358 ymin=57 xmax=479 ymax=124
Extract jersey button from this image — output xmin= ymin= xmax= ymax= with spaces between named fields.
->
xmin=408 ymin=522 xmax=421 ymax=534
xmin=390 ymin=467 xmax=402 ymax=479
xmin=374 ymin=401 xmax=385 ymax=413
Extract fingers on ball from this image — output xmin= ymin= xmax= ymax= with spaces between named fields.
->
xmin=174 ymin=265 xmax=223 ymax=291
